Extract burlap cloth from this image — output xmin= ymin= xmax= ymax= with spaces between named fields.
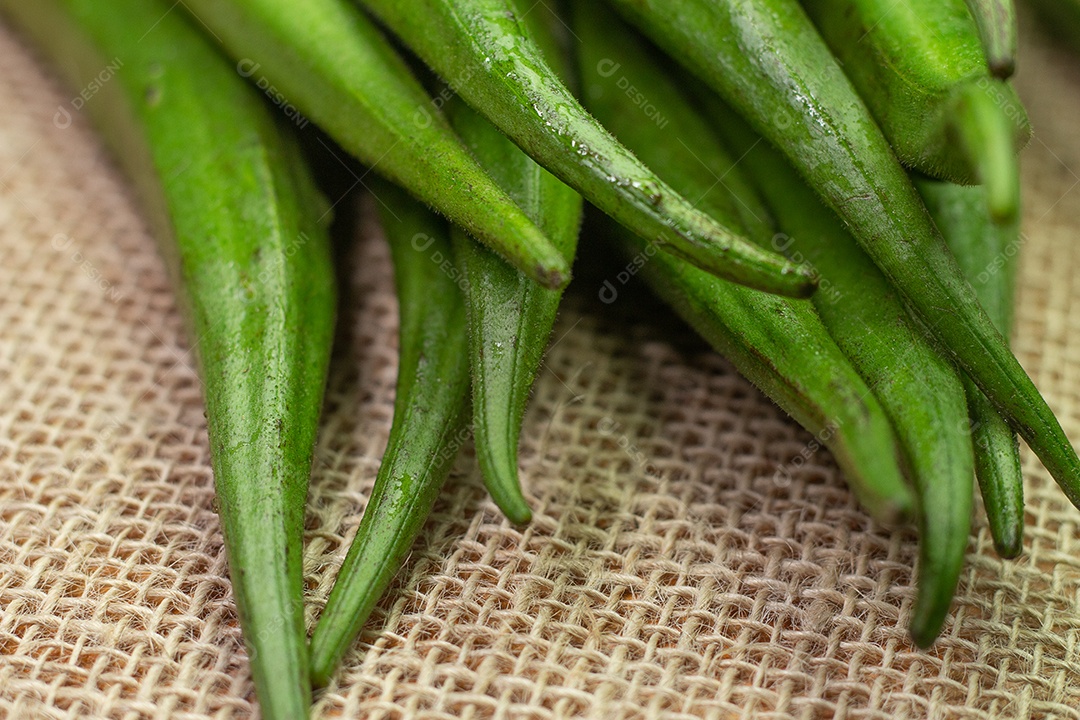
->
xmin=4 ymin=12 xmax=1080 ymax=720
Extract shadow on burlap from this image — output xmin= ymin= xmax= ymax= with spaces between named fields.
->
xmin=2 ymin=11 xmax=1080 ymax=720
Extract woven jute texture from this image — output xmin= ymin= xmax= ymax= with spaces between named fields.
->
xmin=3 ymin=12 xmax=1080 ymax=720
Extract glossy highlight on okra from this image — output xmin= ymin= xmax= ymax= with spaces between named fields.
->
xmin=355 ymin=0 xmax=818 ymax=298
xmin=574 ymin=2 xmax=913 ymax=525
xmin=606 ymin=0 xmax=1080 ymax=511
xmin=180 ymin=0 xmax=571 ymax=289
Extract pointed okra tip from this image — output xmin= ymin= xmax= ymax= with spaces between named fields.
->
xmin=309 ymin=653 xmax=334 ymax=691
xmin=878 ymin=493 xmax=915 ymax=528
xmin=308 ymin=604 xmax=355 ymax=690
xmin=909 ymin=611 xmax=947 ymax=650
xmin=536 ymin=262 xmax=572 ymax=291
xmin=509 ymin=230 xmax=571 ymax=290
xmin=725 ymin=252 xmax=819 ymax=299
xmin=487 ymin=476 xmax=533 ymax=525
xmin=502 ymin=500 xmax=534 ymax=525
xmin=992 ymin=527 xmax=1023 ymax=560
xmin=951 ymin=79 xmax=1026 ymax=225
xmin=476 ymin=445 xmax=533 ymax=524
xmin=989 ymin=56 xmax=1016 ymax=81
xmin=784 ymin=261 xmax=820 ymax=299
xmin=695 ymin=247 xmax=819 ymax=299
xmin=908 ymin=563 xmax=960 ymax=649
xmin=987 ymin=178 xmax=1020 ymax=226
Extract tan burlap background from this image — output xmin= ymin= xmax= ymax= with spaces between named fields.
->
xmin=4 ymin=12 xmax=1080 ymax=720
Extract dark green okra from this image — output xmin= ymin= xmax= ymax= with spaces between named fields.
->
xmin=310 ymin=181 xmax=471 ymax=687
xmin=574 ymin=3 xmax=914 ymax=524
xmin=918 ymin=179 xmax=1025 ymax=559
xmin=604 ymin=0 xmax=1080 ymax=511
xmin=179 ymin=0 xmax=569 ymax=289
xmin=449 ymin=1 xmax=583 ymax=524
xmin=801 ymin=0 xmax=1029 ymax=221
xmin=706 ymin=103 xmax=976 ymax=647
xmin=0 ymin=1 xmax=337 ymax=717
xmin=963 ymin=0 xmax=1019 ymax=78
xmin=353 ymin=0 xmax=817 ymax=298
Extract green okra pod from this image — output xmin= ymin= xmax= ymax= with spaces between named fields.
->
xmin=801 ymin=0 xmax=1029 ymax=221
xmin=448 ymin=1 xmax=583 ymax=525
xmin=179 ymin=0 xmax=570 ymax=289
xmin=708 ymin=106 xmax=976 ymax=647
xmin=309 ymin=181 xmax=471 ymax=688
xmin=1 ymin=1 xmax=338 ymax=716
xmin=575 ymin=3 xmax=913 ymax=524
xmin=963 ymin=0 xmax=1019 ymax=78
xmin=353 ymin=0 xmax=818 ymax=298
xmin=918 ymin=178 xmax=1025 ymax=559
xmin=605 ymin=0 xmax=1080 ymax=513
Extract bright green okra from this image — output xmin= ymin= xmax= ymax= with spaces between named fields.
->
xmin=707 ymin=104 xmax=976 ymax=647
xmin=309 ymin=180 xmax=471 ymax=687
xmin=353 ymin=0 xmax=817 ymax=298
xmin=574 ymin=3 xmax=913 ymax=525
xmin=963 ymin=0 xmax=1019 ymax=78
xmin=801 ymin=0 xmax=1029 ymax=221
xmin=604 ymin=0 xmax=1080 ymax=512
xmin=0 ymin=1 xmax=337 ymax=717
xmin=449 ymin=2 xmax=583 ymax=524
xmin=179 ymin=0 xmax=569 ymax=289
xmin=918 ymin=179 xmax=1025 ymax=559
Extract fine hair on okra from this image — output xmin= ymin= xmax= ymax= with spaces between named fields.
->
xmin=918 ymin=178 xmax=1025 ymax=559
xmin=448 ymin=0 xmax=583 ymax=525
xmin=309 ymin=179 xmax=472 ymax=688
xmin=704 ymin=100 xmax=977 ymax=647
xmin=800 ymin=0 xmax=1030 ymax=222
xmin=0 ymin=1 xmax=338 ymax=717
xmin=179 ymin=0 xmax=571 ymax=289
xmin=352 ymin=0 xmax=818 ymax=298
xmin=574 ymin=2 xmax=914 ymax=525
xmin=604 ymin=0 xmax=1080 ymax=514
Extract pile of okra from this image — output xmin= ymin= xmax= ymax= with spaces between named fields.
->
xmin=6 ymin=0 xmax=1080 ymax=716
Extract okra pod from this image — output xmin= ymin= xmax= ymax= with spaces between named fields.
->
xmin=964 ymin=0 xmax=1019 ymax=78
xmin=449 ymin=1 xmax=583 ymax=524
xmin=606 ymin=0 xmax=1080 ymax=511
xmin=1 ymin=1 xmax=337 ymax=716
xmin=353 ymin=0 xmax=818 ymax=298
xmin=179 ymin=0 xmax=570 ymax=289
xmin=918 ymin=179 xmax=1025 ymax=559
xmin=309 ymin=181 xmax=471 ymax=687
xmin=575 ymin=3 xmax=913 ymax=524
xmin=801 ymin=0 xmax=1029 ymax=220
xmin=708 ymin=106 xmax=976 ymax=647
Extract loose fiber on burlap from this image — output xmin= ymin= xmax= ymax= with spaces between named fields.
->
xmin=2 ymin=11 xmax=1080 ymax=720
